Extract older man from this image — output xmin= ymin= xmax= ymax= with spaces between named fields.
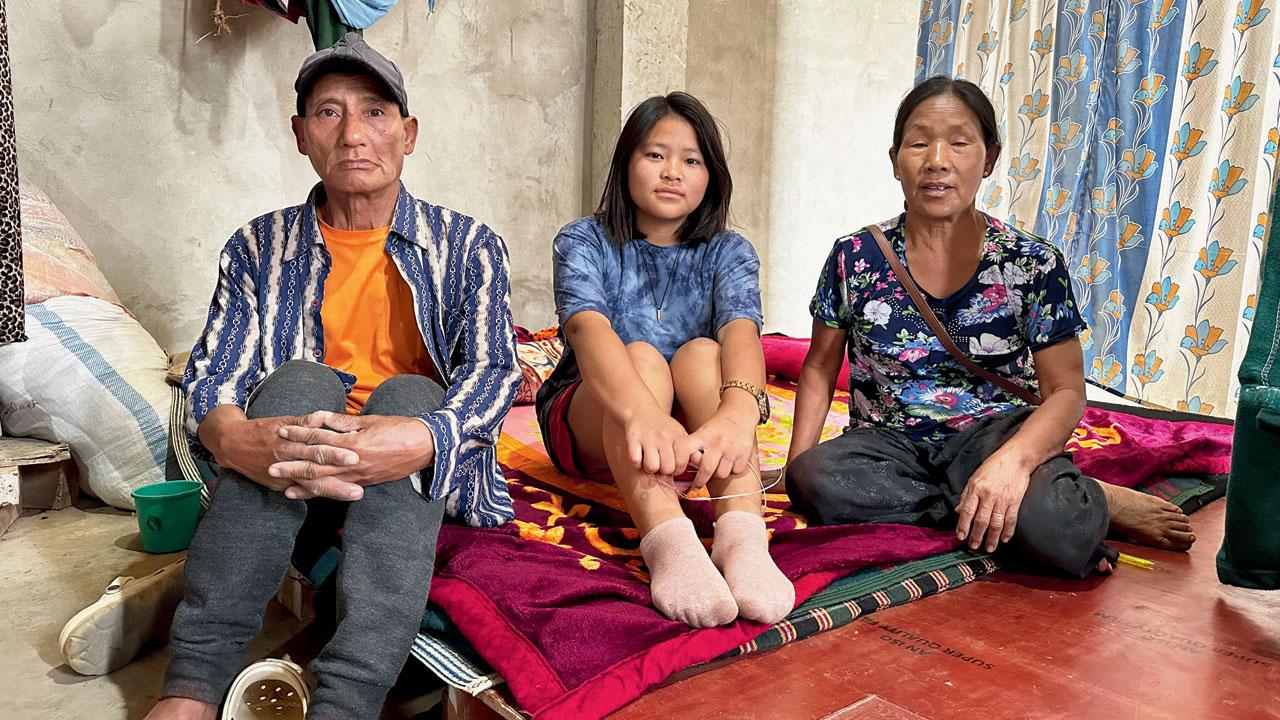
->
xmin=146 ymin=33 xmax=520 ymax=720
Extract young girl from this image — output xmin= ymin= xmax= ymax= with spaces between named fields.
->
xmin=535 ymin=92 xmax=794 ymax=627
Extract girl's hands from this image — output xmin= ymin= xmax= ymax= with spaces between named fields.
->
xmin=623 ymin=405 xmax=696 ymax=478
xmin=687 ymin=410 xmax=756 ymax=490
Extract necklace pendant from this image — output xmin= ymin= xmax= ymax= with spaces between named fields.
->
xmin=656 ymin=308 xmax=662 ymax=324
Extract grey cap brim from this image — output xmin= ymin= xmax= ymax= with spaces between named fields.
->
xmin=294 ymin=32 xmax=408 ymax=116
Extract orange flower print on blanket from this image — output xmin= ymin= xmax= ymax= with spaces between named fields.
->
xmin=1066 ymin=422 xmax=1123 ymax=452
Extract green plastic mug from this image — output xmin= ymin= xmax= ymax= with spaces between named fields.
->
xmin=132 ymin=481 xmax=203 ymax=553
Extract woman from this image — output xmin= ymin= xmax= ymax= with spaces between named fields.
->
xmin=535 ymin=92 xmax=793 ymax=627
xmin=785 ymin=76 xmax=1194 ymax=577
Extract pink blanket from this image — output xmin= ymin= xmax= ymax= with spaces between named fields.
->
xmin=1071 ymin=405 xmax=1233 ymax=485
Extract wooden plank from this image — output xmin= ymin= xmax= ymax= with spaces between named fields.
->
xmin=18 ymin=459 xmax=77 ymax=510
xmin=443 ymin=686 xmax=522 ymax=720
xmin=0 ymin=437 xmax=78 ymax=510
xmin=824 ymin=696 xmax=930 ymax=720
xmin=0 ymin=466 xmax=19 ymax=537
xmin=0 ymin=436 xmax=71 ymax=466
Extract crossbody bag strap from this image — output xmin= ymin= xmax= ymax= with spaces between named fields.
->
xmin=864 ymin=224 xmax=1042 ymax=406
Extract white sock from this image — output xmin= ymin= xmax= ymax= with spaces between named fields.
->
xmin=711 ymin=511 xmax=795 ymax=625
xmin=639 ymin=517 xmax=739 ymax=628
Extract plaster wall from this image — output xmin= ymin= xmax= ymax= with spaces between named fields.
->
xmin=686 ymin=0 xmax=777 ymax=300
xmin=765 ymin=0 xmax=920 ymax=335
xmin=10 ymin=1 xmax=919 ymax=347
xmin=588 ymin=0 xmax=690 ymax=205
xmin=10 ymin=0 xmax=591 ymax=351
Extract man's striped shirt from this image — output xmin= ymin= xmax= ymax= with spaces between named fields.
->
xmin=183 ymin=183 xmax=520 ymax=527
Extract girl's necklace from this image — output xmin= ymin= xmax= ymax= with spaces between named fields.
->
xmin=639 ymin=242 xmax=683 ymax=324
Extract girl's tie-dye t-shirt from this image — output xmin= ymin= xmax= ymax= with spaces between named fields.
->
xmin=535 ymin=215 xmax=763 ymax=415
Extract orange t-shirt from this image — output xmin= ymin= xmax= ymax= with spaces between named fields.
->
xmin=319 ymin=220 xmax=438 ymax=413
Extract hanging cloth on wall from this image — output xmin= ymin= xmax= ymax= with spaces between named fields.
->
xmin=0 ymin=0 xmax=27 ymax=346
xmin=237 ymin=0 xmax=355 ymax=50
xmin=329 ymin=0 xmax=399 ymax=30
xmin=241 ymin=0 xmax=437 ymax=50
xmin=238 ymin=0 xmax=305 ymax=23
xmin=328 ymin=0 xmax=440 ymax=28
xmin=304 ymin=0 xmax=358 ymax=50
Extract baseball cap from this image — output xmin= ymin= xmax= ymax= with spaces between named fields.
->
xmin=294 ymin=32 xmax=409 ymax=117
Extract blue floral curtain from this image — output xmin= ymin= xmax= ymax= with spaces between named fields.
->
xmin=916 ymin=0 xmax=1280 ymax=417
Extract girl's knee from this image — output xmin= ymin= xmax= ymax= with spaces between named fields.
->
xmin=625 ymin=341 xmax=671 ymax=373
xmin=673 ymin=337 xmax=719 ymax=361
xmin=622 ymin=342 xmax=675 ymax=404
xmin=670 ymin=338 xmax=720 ymax=386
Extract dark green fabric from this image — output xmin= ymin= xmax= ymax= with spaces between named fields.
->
xmin=304 ymin=0 xmax=358 ymax=50
xmin=1217 ymin=385 xmax=1280 ymax=588
xmin=792 ymin=549 xmax=988 ymax=612
xmin=717 ymin=551 xmax=998 ymax=660
xmin=1217 ymin=179 xmax=1280 ymax=589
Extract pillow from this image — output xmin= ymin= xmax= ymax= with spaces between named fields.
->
xmin=513 ymin=328 xmax=564 ymax=405
xmin=19 ymin=182 xmax=121 ymax=306
xmin=0 ymin=296 xmax=170 ymax=509
xmin=761 ymin=333 xmax=851 ymax=391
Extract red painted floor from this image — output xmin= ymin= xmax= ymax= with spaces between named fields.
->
xmin=608 ymin=500 xmax=1280 ymax=720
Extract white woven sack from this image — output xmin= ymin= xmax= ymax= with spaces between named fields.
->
xmin=0 ymin=296 xmax=170 ymax=509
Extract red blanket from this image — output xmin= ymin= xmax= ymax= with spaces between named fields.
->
xmin=1071 ymin=405 xmax=1233 ymax=484
xmin=428 ymin=396 xmax=1232 ymax=720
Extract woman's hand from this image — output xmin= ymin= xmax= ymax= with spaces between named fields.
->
xmin=955 ymin=451 xmax=1033 ymax=552
xmin=687 ymin=409 xmax=757 ymax=489
xmin=954 ymin=338 xmax=1087 ymax=553
xmin=623 ymin=405 xmax=696 ymax=478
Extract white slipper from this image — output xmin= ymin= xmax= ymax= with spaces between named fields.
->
xmin=59 ymin=559 xmax=186 ymax=676
xmin=221 ymin=657 xmax=310 ymax=720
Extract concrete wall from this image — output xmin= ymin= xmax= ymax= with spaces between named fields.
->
xmin=588 ymin=0 xmax=689 ymax=204
xmin=11 ymin=0 xmax=920 ymax=347
xmin=765 ymin=0 xmax=920 ymax=335
xmin=10 ymin=0 xmax=591 ymax=351
xmin=686 ymin=0 xmax=777 ymax=300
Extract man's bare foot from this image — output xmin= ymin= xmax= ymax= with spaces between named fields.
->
xmin=1096 ymin=557 xmax=1114 ymax=574
xmin=1096 ymin=480 xmax=1196 ymax=551
xmin=143 ymin=697 xmax=218 ymax=720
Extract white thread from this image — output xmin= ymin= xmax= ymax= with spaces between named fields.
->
xmin=648 ymin=463 xmax=782 ymax=514
xmin=1261 ymin=295 xmax=1280 ymax=384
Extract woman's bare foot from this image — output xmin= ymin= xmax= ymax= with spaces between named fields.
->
xmin=1096 ymin=481 xmax=1196 ymax=551
xmin=143 ymin=697 xmax=218 ymax=720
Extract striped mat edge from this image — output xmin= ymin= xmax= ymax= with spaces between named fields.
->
xmin=409 ymin=631 xmax=503 ymax=695
xmin=721 ymin=553 xmax=998 ymax=659
xmin=168 ymin=385 xmax=211 ymax=510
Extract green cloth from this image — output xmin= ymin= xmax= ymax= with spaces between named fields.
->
xmin=304 ymin=0 xmax=358 ymax=50
xmin=1217 ymin=178 xmax=1280 ymax=589
xmin=718 ymin=550 xmax=997 ymax=661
